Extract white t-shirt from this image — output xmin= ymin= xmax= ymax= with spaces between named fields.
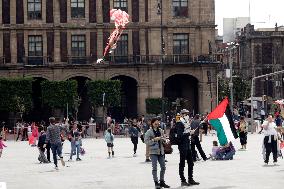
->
xmin=262 ymin=121 xmax=277 ymax=136
xmin=261 ymin=110 xmax=265 ymax=116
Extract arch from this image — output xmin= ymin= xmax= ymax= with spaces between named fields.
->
xmin=164 ymin=71 xmax=201 ymax=84
xmin=107 ymin=72 xmax=139 ymax=83
xmin=67 ymin=76 xmax=92 ymax=121
xmin=63 ymin=73 xmax=93 ymax=81
xmin=24 ymin=74 xmax=51 ymax=81
xmin=24 ymin=77 xmax=51 ymax=122
xmin=164 ymin=74 xmax=199 ymax=114
xmin=110 ymin=75 xmax=138 ymax=121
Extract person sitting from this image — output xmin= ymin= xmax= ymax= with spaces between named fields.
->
xmin=209 ymin=141 xmax=220 ymax=160
xmin=215 ymin=142 xmax=236 ymax=160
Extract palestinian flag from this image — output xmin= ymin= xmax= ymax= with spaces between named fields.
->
xmin=208 ymin=98 xmax=238 ymax=146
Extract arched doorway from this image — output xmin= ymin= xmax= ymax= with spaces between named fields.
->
xmin=24 ymin=77 xmax=51 ymax=122
xmin=164 ymin=74 xmax=199 ymax=114
xmin=110 ymin=75 xmax=138 ymax=122
xmin=68 ymin=76 xmax=92 ymax=121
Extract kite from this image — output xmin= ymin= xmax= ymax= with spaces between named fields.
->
xmin=97 ymin=9 xmax=130 ymax=63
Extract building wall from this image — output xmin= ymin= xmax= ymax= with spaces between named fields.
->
xmin=0 ymin=0 xmax=217 ymax=115
xmin=223 ymin=17 xmax=250 ymax=43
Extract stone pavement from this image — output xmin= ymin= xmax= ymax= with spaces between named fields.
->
xmin=1 ymin=134 xmax=284 ymax=189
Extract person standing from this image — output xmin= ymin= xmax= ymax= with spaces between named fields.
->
xmin=144 ymin=118 xmax=170 ymax=189
xmin=190 ymin=114 xmax=208 ymax=161
xmin=143 ymin=119 xmax=151 ymax=162
xmin=104 ymin=128 xmax=114 ymax=158
xmin=177 ymin=109 xmax=199 ymax=186
xmin=0 ymin=136 xmax=7 ymax=157
xmin=262 ymin=115 xmax=278 ymax=165
xmin=129 ymin=119 xmax=140 ymax=157
xmin=68 ymin=124 xmax=82 ymax=161
xmin=44 ymin=117 xmax=66 ymax=170
xmin=237 ymin=116 xmax=248 ymax=150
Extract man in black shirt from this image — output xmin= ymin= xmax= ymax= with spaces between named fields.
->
xmin=190 ymin=114 xmax=208 ymax=161
xmin=176 ymin=109 xmax=200 ymax=186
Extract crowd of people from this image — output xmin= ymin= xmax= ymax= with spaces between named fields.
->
xmin=1 ymin=104 xmax=284 ymax=188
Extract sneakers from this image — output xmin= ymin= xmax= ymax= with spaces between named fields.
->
xmin=133 ymin=153 xmax=137 ymax=157
xmin=55 ymin=166 xmax=59 ymax=170
xmin=60 ymin=158 xmax=65 ymax=166
xmin=274 ymin=161 xmax=278 ymax=166
xmin=188 ymin=179 xmax=200 ymax=185
xmin=68 ymin=159 xmax=72 ymax=162
xmin=145 ymin=159 xmax=151 ymax=162
xmin=159 ymin=181 xmax=170 ymax=188
xmin=112 ymin=151 xmax=114 ymax=158
xmin=154 ymin=181 xmax=160 ymax=189
xmin=76 ymin=158 xmax=82 ymax=161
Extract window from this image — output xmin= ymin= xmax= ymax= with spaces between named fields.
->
xmin=115 ymin=34 xmax=128 ymax=62
xmin=71 ymin=0 xmax=85 ymax=18
xmin=114 ymin=0 xmax=127 ymax=12
xmin=71 ymin=35 xmax=86 ymax=64
xmin=173 ymin=34 xmax=190 ymax=62
xmin=173 ymin=34 xmax=188 ymax=54
xmin=28 ymin=0 xmax=42 ymax=19
xmin=28 ymin=35 xmax=43 ymax=65
xmin=172 ymin=0 xmax=188 ymax=17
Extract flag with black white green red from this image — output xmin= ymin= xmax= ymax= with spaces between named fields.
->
xmin=208 ymin=98 xmax=238 ymax=146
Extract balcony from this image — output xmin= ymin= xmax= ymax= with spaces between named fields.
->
xmin=67 ymin=56 xmax=91 ymax=65
xmin=24 ymin=56 xmax=50 ymax=66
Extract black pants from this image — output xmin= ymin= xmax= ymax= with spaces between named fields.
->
xmin=46 ymin=144 xmax=51 ymax=161
xmin=22 ymin=129 xmax=28 ymax=141
xmin=191 ymin=135 xmax=207 ymax=161
xmin=16 ymin=131 xmax=22 ymax=141
xmin=131 ymin=137 xmax=138 ymax=153
xmin=264 ymin=135 xmax=278 ymax=163
xmin=178 ymin=145 xmax=194 ymax=182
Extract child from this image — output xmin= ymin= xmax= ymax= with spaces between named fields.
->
xmin=0 ymin=136 xmax=7 ymax=157
xmin=104 ymin=128 xmax=114 ymax=158
xmin=210 ymin=141 xmax=220 ymax=160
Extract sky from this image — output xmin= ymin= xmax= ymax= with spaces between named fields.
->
xmin=215 ymin=0 xmax=284 ymax=35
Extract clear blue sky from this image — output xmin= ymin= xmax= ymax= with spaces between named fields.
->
xmin=216 ymin=0 xmax=284 ymax=35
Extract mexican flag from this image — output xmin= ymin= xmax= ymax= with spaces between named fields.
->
xmin=208 ymin=98 xmax=238 ymax=146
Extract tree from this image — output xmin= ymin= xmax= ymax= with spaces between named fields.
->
xmin=145 ymin=98 xmax=170 ymax=115
xmin=218 ymin=75 xmax=251 ymax=103
xmin=41 ymin=80 xmax=78 ymax=110
xmin=87 ymin=80 xmax=122 ymax=108
xmin=0 ymin=78 xmax=33 ymax=114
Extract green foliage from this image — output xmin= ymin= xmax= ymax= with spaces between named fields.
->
xmin=41 ymin=80 xmax=78 ymax=109
xmin=0 ymin=78 xmax=33 ymax=113
xmin=87 ymin=80 xmax=122 ymax=107
xmin=146 ymin=98 xmax=169 ymax=115
xmin=218 ymin=75 xmax=251 ymax=103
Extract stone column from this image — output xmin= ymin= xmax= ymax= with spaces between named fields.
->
xmin=137 ymin=84 xmax=149 ymax=116
xmin=10 ymin=30 xmax=17 ymax=64
xmin=97 ymin=29 xmax=103 ymax=58
xmin=10 ymin=0 xmax=16 ymax=24
xmin=139 ymin=29 xmax=146 ymax=55
xmin=139 ymin=0 xmax=145 ymax=23
xmin=53 ymin=0 xmax=60 ymax=24
xmin=0 ymin=32 xmax=3 ymax=58
xmin=0 ymin=0 xmax=2 ymax=24
xmin=97 ymin=0 xmax=103 ymax=23
xmin=54 ymin=30 xmax=61 ymax=63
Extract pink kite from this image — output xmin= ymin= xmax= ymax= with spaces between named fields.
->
xmin=97 ymin=9 xmax=130 ymax=63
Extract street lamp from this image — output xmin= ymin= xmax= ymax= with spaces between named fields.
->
xmin=157 ymin=0 xmax=165 ymax=121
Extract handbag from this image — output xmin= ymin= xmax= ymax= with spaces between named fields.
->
xmin=163 ymin=141 xmax=173 ymax=154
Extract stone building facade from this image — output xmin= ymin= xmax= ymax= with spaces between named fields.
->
xmin=0 ymin=0 xmax=217 ymax=120
xmin=237 ymin=24 xmax=284 ymax=99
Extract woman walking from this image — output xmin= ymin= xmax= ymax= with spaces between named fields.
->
xmin=145 ymin=118 xmax=170 ymax=189
xmin=104 ymin=128 xmax=114 ymax=158
xmin=129 ymin=119 xmax=140 ymax=157
xmin=238 ymin=116 xmax=248 ymax=150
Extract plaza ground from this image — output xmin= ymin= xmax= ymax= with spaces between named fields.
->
xmin=1 ymin=134 xmax=284 ymax=189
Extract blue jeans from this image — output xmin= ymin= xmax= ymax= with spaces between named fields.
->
xmin=70 ymin=141 xmax=80 ymax=159
xmin=150 ymin=154 xmax=166 ymax=182
xmin=51 ymin=143 xmax=63 ymax=166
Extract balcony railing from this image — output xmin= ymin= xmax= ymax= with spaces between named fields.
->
xmin=0 ymin=54 xmax=218 ymax=67
xmin=24 ymin=56 xmax=50 ymax=66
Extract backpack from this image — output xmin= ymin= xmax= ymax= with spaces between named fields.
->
xmin=169 ymin=126 xmax=179 ymax=145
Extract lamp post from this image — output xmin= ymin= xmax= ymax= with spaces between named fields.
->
xmin=157 ymin=0 xmax=165 ymax=121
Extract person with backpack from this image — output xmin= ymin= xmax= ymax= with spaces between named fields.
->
xmin=143 ymin=119 xmax=151 ymax=162
xmin=129 ymin=119 xmax=141 ymax=157
xmin=144 ymin=118 xmax=170 ymax=189
xmin=176 ymin=109 xmax=200 ymax=186
xmin=104 ymin=127 xmax=114 ymax=158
